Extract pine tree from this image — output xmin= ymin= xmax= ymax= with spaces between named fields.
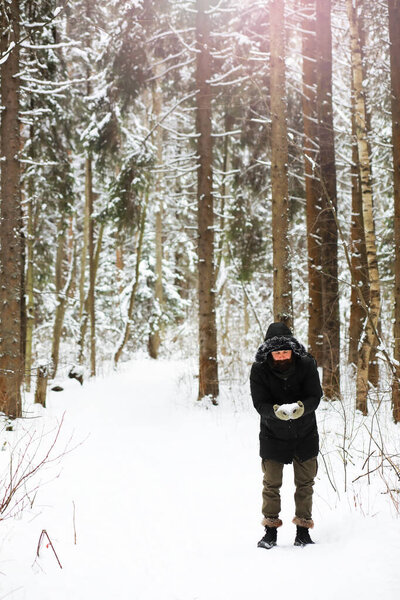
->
xmin=0 ymin=0 xmax=24 ymax=419
xmin=270 ymin=0 xmax=292 ymax=327
xmin=316 ymin=0 xmax=340 ymax=399
xmin=347 ymin=0 xmax=381 ymax=415
xmin=348 ymin=98 xmax=369 ymax=367
xmin=388 ymin=0 xmax=400 ymax=422
xmin=300 ymin=0 xmax=323 ymax=363
xmin=20 ymin=1 xmax=76 ymax=381
xmin=196 ymin=0 xmax=219 ymax=403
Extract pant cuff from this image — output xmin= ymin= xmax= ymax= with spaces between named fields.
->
xmin=292 ymin=516 xmax=314 ymax=529
xmin=262 ymin=517 xmax=283 ymax=528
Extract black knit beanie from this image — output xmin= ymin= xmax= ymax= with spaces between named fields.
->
xmin=264 ymin=322 xmax=292 ymax=340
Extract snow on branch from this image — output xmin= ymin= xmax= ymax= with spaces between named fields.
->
xmin=148 ymin=27 xmax=195 ymax=44
xmin=209 ymin=65 xmax=242 ymax=84
xmin=142 ymin=90 xmax=198 ymax=144
xmin=151 ymin=48 xmax=191 ymax=69
xmin=146 ymin=57 xmax=196 ymax=82
xmin=19 ymin=159 xmax=59 ymax=167
xmin=159 ymin=123 xmax=198 ymax=140
xmin=20 ymin=76 xmax=87 ymax=87
xmin=211 ymin=130 xmax=242 ymax=138
xmin=165 ymin=20 xmax=197 ymax=53
xmin=205 ymin=0 xmax=236 ymax=15
xmin=0 ymin=1 xmax=71 ymax=64
xmin=21 ymin=41 xmax=78 ymax=51
xmin=209 ymin=75 xmax=250 ymax=88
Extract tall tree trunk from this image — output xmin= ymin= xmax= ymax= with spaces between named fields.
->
xmin=51 ymin=222 xmax=75 ymax=378
xmin=368 ymin=324 xmax=380 ymax=387
xmin=347 ymin=0 xmax=381 ymax=415
xmin=347 ymin=8 xmax=379 ymax=387
xmin=25 ymin=194 xmax=35 ymax=391
xmin=51 ymin=225 xmax=65 ymax=378
xmin=270 ymin=0 xmax=292 ymax=328
xmin=78 ymin=222 xmax=104 ymax=365
xmin=215 ymin=110 xmax=233 ymax=283
xmin=195 ymin=0 xmax=219 ymax=403
xmin=316 ymin=0 xmax=340 ymax=398
xmin=79 ymin=160 xmax=90 ymax=319
xmin=115 ymin=232 xmax=125 ymax=294
xmin=0 ymin=1 xmax=23 ymax=418
xmin=86 ymin=157 xmax=96 ymax=376
xmin=348 ymin=97 xmax=369 ymax=366
xmin=114 ymin=196 xmax=148 ymax=366
xmin=301 ymin=0 xmax=323 ymax=363
xmin=388 ymin=0 xmax=400 ymax=422
xmin=148 ymin=64 xmax=164 ymax=359
xmin=79 ymin=5 xmax=93 ymax=320
xmin=360 ymin=4 xmax=380 ymax=388
xmin=244 ymin=292 xmax=250 ymax=338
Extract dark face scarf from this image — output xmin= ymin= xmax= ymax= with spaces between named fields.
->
xmin=271 ymin=357 xmax=293 ymax=372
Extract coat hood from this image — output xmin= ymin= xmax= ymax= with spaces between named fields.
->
xmin=255 ymin=322 xmax=307 ymax=363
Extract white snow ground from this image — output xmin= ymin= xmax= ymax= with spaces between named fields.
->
xmin=1 ymin=358 xmax=400 ymax=599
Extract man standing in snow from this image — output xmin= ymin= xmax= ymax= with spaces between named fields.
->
xmin=250 ymin=322 xmax=322 ymax=549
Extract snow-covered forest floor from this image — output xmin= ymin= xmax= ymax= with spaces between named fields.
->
xmin=1 ymin=357 xmax=400 ymax=599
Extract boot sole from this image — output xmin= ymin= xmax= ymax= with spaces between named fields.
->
xmin=294 ymin=540 xmax=315 ymax=547
xmin=257 ymin=541 xmax=277 ymax=549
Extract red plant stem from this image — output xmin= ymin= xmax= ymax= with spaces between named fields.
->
xmin=37 ymin=529 xmax=63 ymax=569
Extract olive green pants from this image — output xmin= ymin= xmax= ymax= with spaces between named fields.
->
xmin=261 ymin=457 xmax=318 ymax=521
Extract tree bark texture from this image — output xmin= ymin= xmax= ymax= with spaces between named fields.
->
xmin=316 ymin=0 xmax=340 ymax=399
xmin=86 ymin=157 xmax=96 ymax=376
xmin=78 ymin=222 xmax=104 ymax=364
xmin=358 ymin=6 xmax=380 ymax=389
xmin=195 ymin=0 xmax=219 ymax=402
xmin=115 ymin=232 xmax=124 ymax=294
xmin=388 ymin=0 xmax=400 ymax=422
xmin=114 ymin=195 xmax=148 ymax=366
xmin=79 ymin=1 xmax=93 ymax=320
xmin=51 ymin=222 xmax=75 ymax=378
xmin=50 ymin=224 xmax=66 ymax=377
xmin=348 ymin=95 xmax=369 ymax=366
xmin=77 ymin=162 xmax=90 ymax=360
xmin=301 ymin=0 xmax=323 ymax=363
xmin=25 ymin=194 xmax=35 ymax=391
xmin=214 ymin=111 xmax=231 ymax=284
xmin=347 ymin=0 xmax=381 ymax=415
xmin=34 ymin=365 xmax=48 ymax=408
xmin=0 ymin=1 xmax=23 ymax=418
xmin=148 ymin=63 xmax=164 ymax=359
xmin=270 ymin=0 xmax=292 ymax=328
xmin=79 ymin=160 xmax=90 ymax=319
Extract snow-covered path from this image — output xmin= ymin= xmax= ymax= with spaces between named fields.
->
xmin=1 ymin=359 xmax=400 ymax=599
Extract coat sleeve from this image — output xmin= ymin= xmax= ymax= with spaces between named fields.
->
xmin=299 ymin=358 xmax=323 ymax=416
xmin=250 ymin=363 xmax=277 ymax=419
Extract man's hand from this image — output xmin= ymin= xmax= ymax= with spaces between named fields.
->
xmin=273 ymin=401 xmax=304 ymax=421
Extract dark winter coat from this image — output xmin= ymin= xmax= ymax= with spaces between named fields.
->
xmin=250 ymin=325 xmax=322 ymax=464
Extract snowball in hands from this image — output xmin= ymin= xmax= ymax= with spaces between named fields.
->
xmin=273 ymin=401 xmax=304 ymax=420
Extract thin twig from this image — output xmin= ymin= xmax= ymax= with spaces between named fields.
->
xmin=363 ymin=423 xmax=400 ymax=481
xmin=72 ymin=500 xmax=77 ymax=545
xmin=352 ymin=461 xmax=383 ymax=483
xmin=318 ymin=451 xmax=338 ymax=494
xmin=36 ymin=530 xmax=62 ymax=569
